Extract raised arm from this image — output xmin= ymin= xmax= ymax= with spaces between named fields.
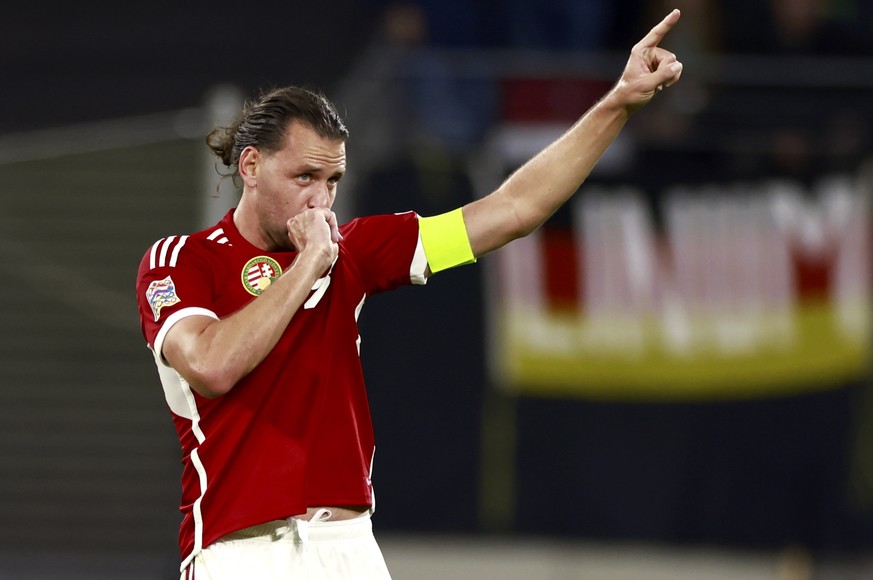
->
xmin=462 ymin=9 xmax=684 ymax=257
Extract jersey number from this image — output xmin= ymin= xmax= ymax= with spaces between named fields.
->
xmin=304 ymin=274 xmax=331 ymax=309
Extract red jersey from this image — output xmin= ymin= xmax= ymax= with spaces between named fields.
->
xmin=135 ymin=209 xmax=426 ymax=568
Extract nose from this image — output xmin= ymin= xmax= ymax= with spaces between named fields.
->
xmin=307 ymin=182 xmax=330 ymax=209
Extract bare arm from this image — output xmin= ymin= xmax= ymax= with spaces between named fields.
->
xmin=462 ymin=9 xmax=684 ymax=257
xmin=161 ymin=208 xmax=340 ymax=398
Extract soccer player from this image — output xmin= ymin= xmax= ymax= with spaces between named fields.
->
xmin=136 ymin=9 xmax=683 ymax=580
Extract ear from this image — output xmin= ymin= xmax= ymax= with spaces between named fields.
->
xmin=238 ymin=146 xmax=260 ymax=188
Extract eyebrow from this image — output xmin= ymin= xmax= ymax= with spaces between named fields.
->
xmin=297 ymin=164 xmax=345 ymax=179
xmin=297 ymin=163 xmax=331 ymax=173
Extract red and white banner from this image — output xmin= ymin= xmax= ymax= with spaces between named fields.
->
xmin=487 ymin=174 xmax=871 ymax=400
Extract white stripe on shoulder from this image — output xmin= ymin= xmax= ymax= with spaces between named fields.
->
xmin=149 ymin=238 xmax=162 ymax=270
xmin=148 ymin=235 xmax=191 ymax=269
xmin=158 ymin=235 xmax=176 ymax=267
xmin=169 ymin=235 xmax=188 ymax=267
xmin=206 ymin=227 xmax=231 ymax=245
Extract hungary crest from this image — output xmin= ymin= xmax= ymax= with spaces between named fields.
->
xmin=242 ymin=256 xmax=283 ymax=296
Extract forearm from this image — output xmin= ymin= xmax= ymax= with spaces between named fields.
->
xmin=460 ymin=10 xmax=682 ymax=259
xmin=464 ymin=93 xmax=630 ymax=257
xmin=164 ymin=248 xmax=330 ymax=397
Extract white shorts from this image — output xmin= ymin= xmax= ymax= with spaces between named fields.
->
xmin=181 ymin=512 xmax=392 ymax=580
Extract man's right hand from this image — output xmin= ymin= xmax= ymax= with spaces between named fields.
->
xmin=286 ymin=208 xmax=341 ymax=272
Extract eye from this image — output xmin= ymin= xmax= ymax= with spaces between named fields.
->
xmin=297 ymin=173 xmax=312 ymax=182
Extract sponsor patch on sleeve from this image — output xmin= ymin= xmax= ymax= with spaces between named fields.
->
xmin=146 ymin=276 xmax=181 ymax=321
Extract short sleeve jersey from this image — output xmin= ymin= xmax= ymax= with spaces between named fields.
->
xmin=135 ymin=209 xmax=426 ymax=568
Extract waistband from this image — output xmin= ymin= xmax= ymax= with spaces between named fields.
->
xmin=221 ymin=512 xmax=373 ymax=544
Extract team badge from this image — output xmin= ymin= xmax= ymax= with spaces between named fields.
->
xmin=242 ymin=256 xmax=283 ymax=296
xmin=146 ymin=276 xmax=181 ymax=321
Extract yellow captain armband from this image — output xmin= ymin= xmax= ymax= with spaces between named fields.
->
xmin=419 ymin=208 xmax=477 ymax=275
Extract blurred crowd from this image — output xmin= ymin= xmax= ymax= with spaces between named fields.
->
xmin=376 ymin=0 xmax=872 ymax=55
xmin=343 ymin=0 xmax=873 ymax=218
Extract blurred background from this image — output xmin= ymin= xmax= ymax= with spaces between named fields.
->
xmin=1 ymin=0 xmax=871 ymax=578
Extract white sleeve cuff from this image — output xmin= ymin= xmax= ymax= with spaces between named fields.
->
xmin=153 ymin=307 xmax=219 ymax=366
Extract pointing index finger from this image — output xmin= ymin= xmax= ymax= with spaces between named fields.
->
xmin=636 ymin=8 xmax=681 ymax=49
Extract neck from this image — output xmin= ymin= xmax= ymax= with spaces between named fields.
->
xmin=233 ymin=195 xmax=274 ymax=251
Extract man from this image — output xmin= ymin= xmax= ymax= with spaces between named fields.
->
xmin=136 ymin=9 xmax=683 ymax=579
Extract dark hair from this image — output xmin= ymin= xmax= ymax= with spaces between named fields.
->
xmin=206 ymin=85 xmax=349 ymax=172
